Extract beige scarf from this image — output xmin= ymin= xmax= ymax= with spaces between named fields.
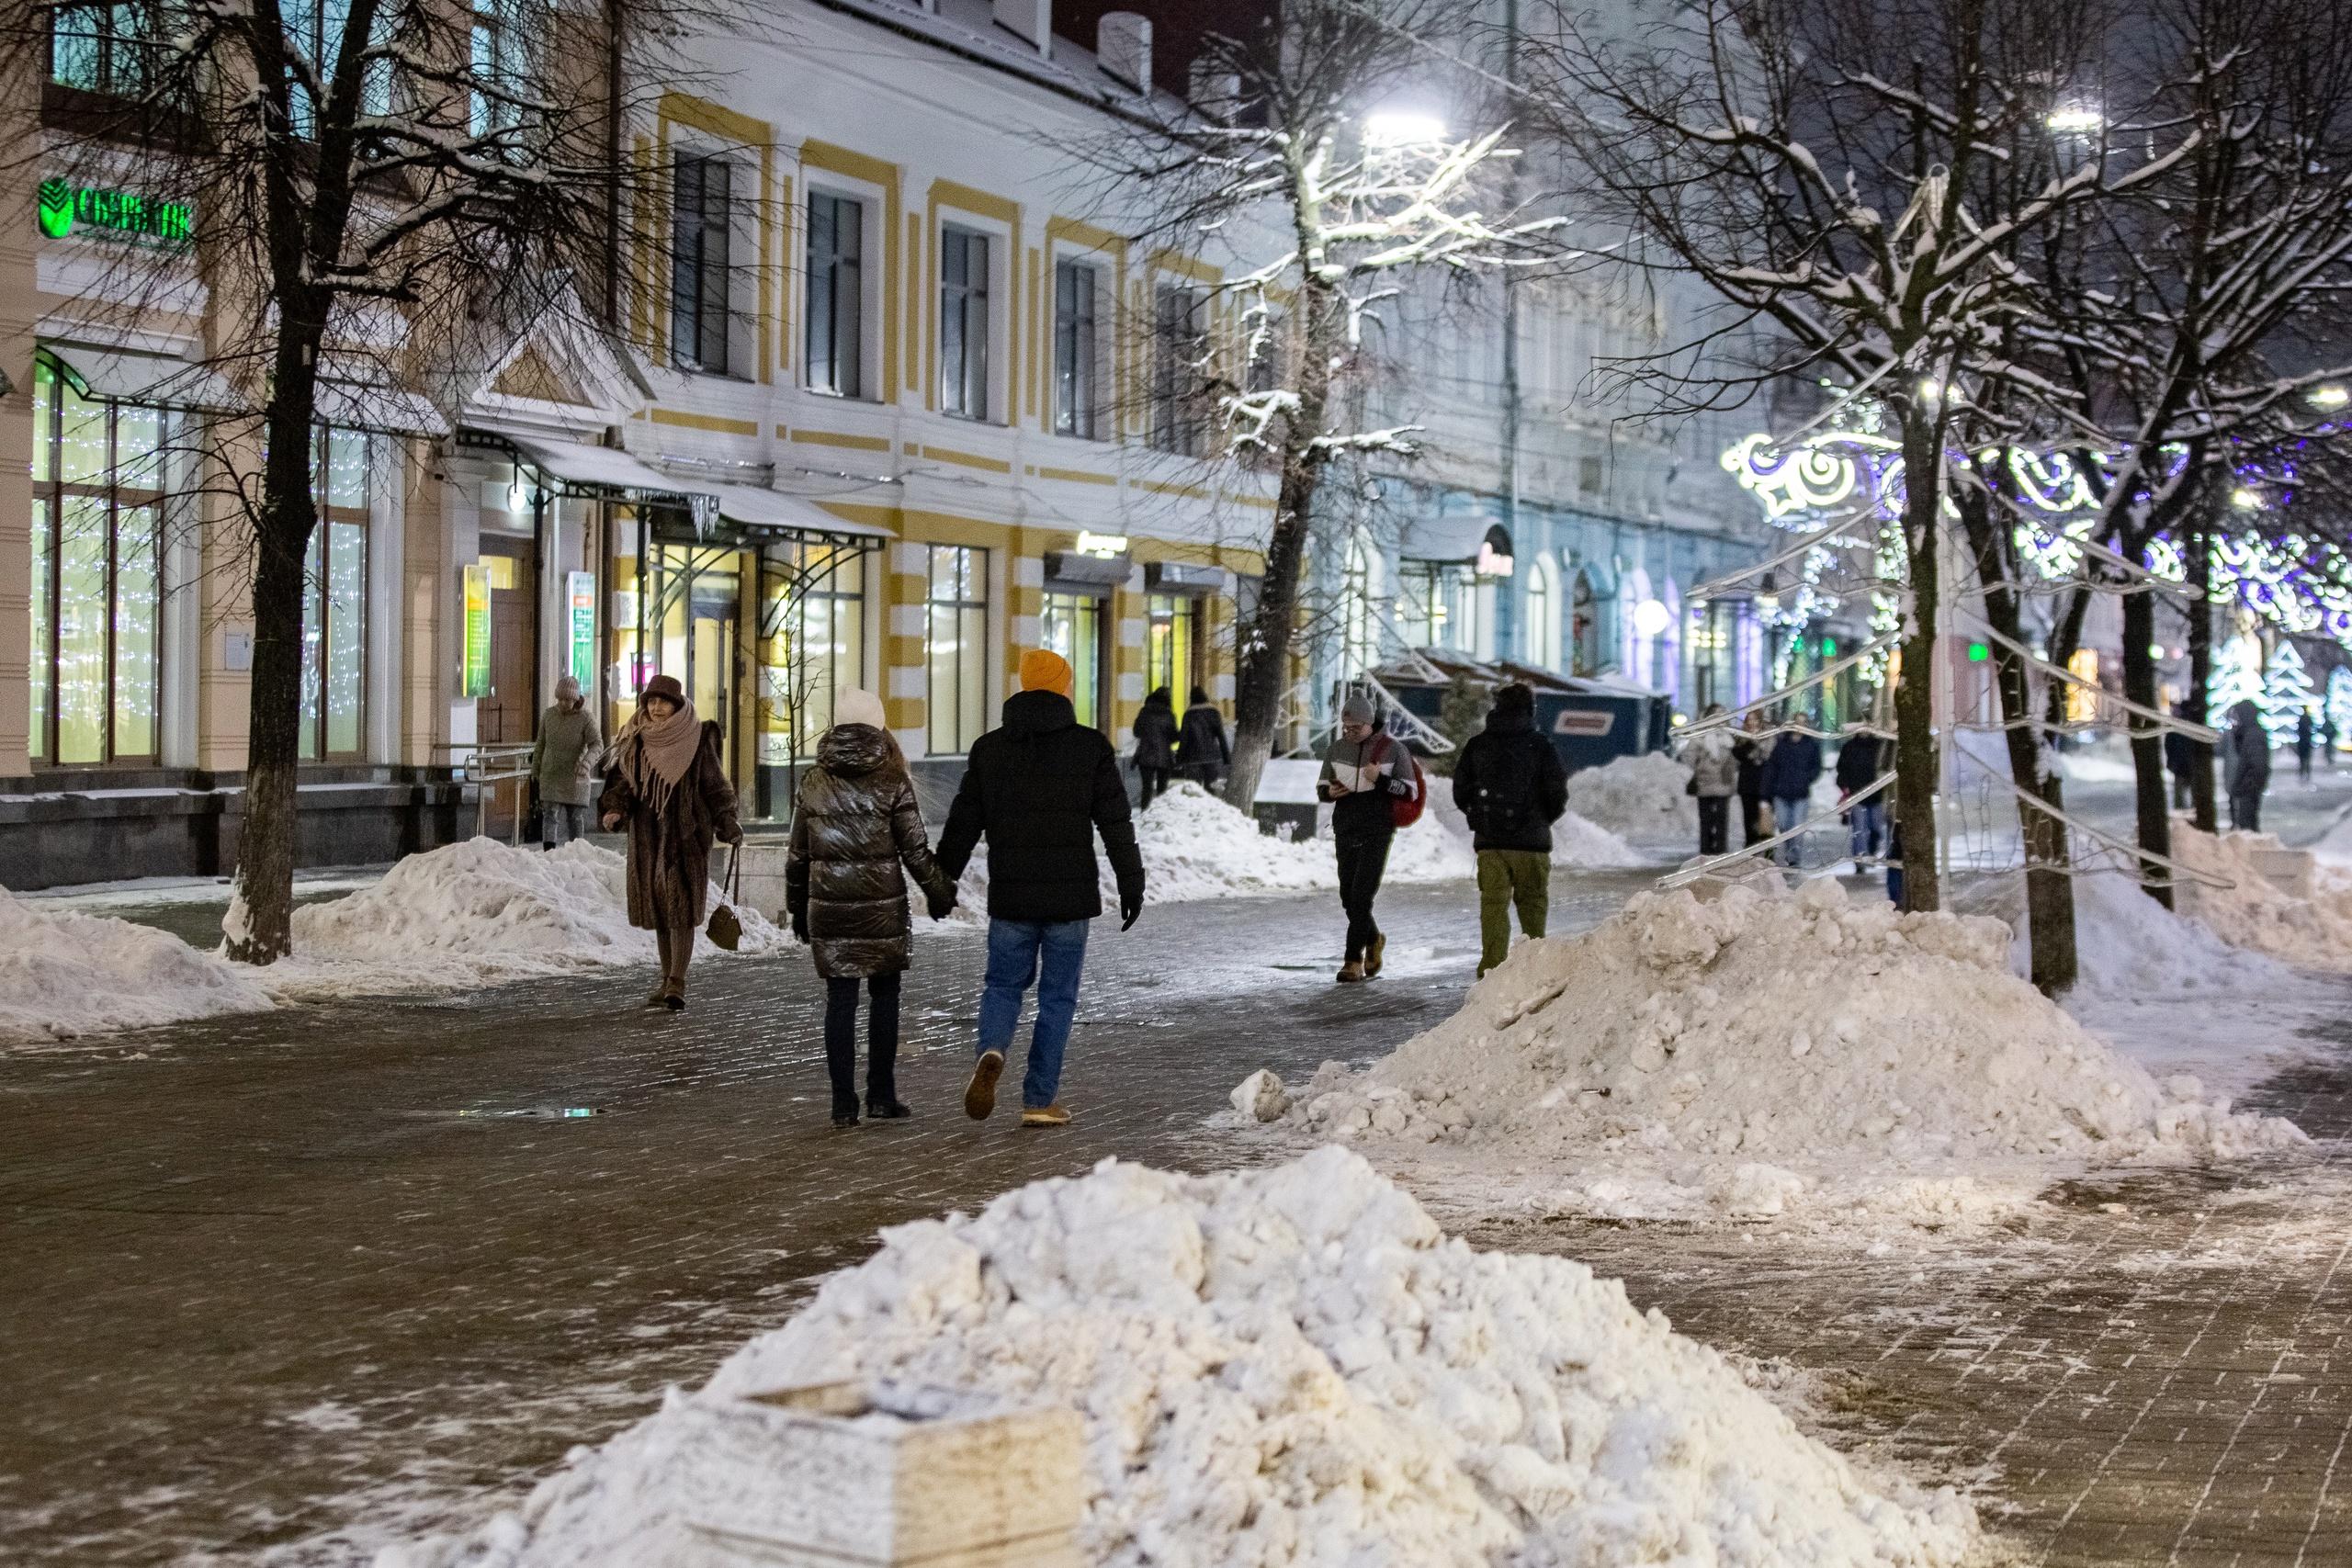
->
xmin=616 ymin=698 xmax=702 ymax=818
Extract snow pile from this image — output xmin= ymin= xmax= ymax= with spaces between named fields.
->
xmin=954 ymin=782 xmax=1474 ymax=912
xmin=1568 ymin=750 xmax=1697 ymax=844
xmin=1552 ymin=807 xmax=1648 ymax=867
xmin=269 ymin=837 xmax=788 ymax=999
xmin=1953 ymin=870 xmax=2293 ymax=998
xmin=379 ymin=1147 xmax=1977 ymax=1568
xmin=0 ymin=887 xmax=277 ymax=1042
xmin=1254 ymin=877 xmax=2303 ymax=1223
xmin=2175 ymin=824 xmax=2352 ymax=972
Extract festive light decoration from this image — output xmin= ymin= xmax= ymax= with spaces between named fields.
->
xmin=2211 ymin=634 xmax=2264 ymax=718
xmin=2261 ymin=639 xmax=2317 ymax=728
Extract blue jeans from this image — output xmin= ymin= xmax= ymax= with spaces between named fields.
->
xmin=977 ymin=919 xmax=1091 ymax=1109
xmin=1773 ymin=796 xmax=1810 ymax=866
xmin=1848 ymin=799 xmax=1887 ymax=860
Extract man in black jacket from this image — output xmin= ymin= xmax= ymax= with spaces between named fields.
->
xmin=1452 ymin=683 xmax=1569 ymax=976
xmin=938 ymin=649 xmax=1146 ymax=1128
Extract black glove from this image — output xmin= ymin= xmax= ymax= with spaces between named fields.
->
xmin=926 ymin=886 xmax=956 ymax=920
xmin=789 ymin=912 xmax=808 ymax=943
xmin=1120 ymin=886 xmax=1144 ymax=931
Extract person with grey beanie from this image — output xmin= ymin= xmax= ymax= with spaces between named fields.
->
xmin=533 ymin=674 xmax=602 ymax=848
xmin=1317 ymin=690 xmax=1418 ymax=982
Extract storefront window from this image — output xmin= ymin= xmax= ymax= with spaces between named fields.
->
xmin=300 ymin=428 xmax=370 ymax=760
xmin=760 ymin=541 xmax=867 ymax=766
xmin=925 ymin=545 xmax=988 ymax=753
xmin=1147 ymin=593 xmax=1197 ymax=697
xmin=646 ymin=538 xmax=742 ymax=772
xmin=28 ymin=356 xmax=164 ymax=766
xmin=1040 ymin=592 xmax=1104 ymax=728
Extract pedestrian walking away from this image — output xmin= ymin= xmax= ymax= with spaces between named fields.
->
xmin=2296 ymin=711 xmax=2314 ymax=784
xmin=1759 ymin=719 xmax=1823 ymax=867
xmin=1131 ymin=686 xmax=1179 ymax=810
xmin=598 ymin=673 xmax=741 ymax=1011
xmin=1318 ymin=691 xmax=1420 ymax=983
xmin=1176 ymin=686 xmax=1231 ymax=790
xmin=1834 ymin=728 xmax=1888 ymax=863
xmin=2223 ymin=698 xmax=2271 ymax=831
xmin=785 ymin=689 xmax=956 ymax=1128
xmin=1453 ymin=682 xmax=1568 ymax=976
xmin=1733 ymin=711 xmax=1774 ymax=848
xmin=1682 ymin=705 xmax=1738 ymax=857
xmin=936 ymin=649 xmax=1145 ymax=1128
xmin=2165 ymin=702 xmax=2196 ymax=811
xmin=533 ymin=674 xmax=602 ymax=848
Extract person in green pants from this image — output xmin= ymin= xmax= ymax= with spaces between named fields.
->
xmin=1451 ymin=682 xmax=1569 ymax=976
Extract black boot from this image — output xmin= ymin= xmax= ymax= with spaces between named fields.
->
xmin=865 ymin=976 xmax=908 ymax=1120
xmin=831 ymin=1091 xmax=860 ymax=1129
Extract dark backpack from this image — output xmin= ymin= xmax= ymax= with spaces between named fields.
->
xmin=1464 ymin=733 xmax=1544 ymax=837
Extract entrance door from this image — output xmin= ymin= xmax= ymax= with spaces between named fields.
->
xmin=478 ymin=536 xmax=538 ymax=831
xmin=649 ymin=542 xmax=742 ymax=776
xmin=1146 ymin=593 xmax=1199 ymax=699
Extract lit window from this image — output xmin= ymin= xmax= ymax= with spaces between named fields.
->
xmin=924 ymin=545 xmax=989 ymax=753
xmin=300 ymin=428 xmax=371 ymax=760
xmin=1039 ymin=592 xmax=1104 ymax=728
xmin=760 ymin=542 xmax=867 ymax=765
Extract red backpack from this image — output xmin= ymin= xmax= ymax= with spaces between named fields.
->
xmin=1373 ymin=734 xmax=1428 ymax=829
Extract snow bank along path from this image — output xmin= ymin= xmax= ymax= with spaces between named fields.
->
xmin=379 ymin=1147 xmax=1977 ymax=1568
xmin=2176 ymin=822 xmax=2352 ymax=972
xmin=0 ymin=887 xmax=277 ymax=1043
xmin=1248 ymin=878 xmax=2304 ymax=1222
xmin=1954 ymin=865 xmax=2295 ymax=1000
xmin=1566 ymin=750 xmax=1697 ymax=845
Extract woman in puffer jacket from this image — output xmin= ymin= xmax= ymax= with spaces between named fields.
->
xmin=786 ymin=689 xmax=957 ymax=1127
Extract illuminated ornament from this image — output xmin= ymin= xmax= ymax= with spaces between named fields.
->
xmin=2260 ymin=639 xmax=2317 ymax=728
xmin=2211 ymin=635 xmax=2263 ymax=716
xmin=1719 ymin=433 xmax=1863 ymax=520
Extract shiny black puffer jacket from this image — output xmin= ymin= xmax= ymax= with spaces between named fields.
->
xmin=785 ymin=725 xmax=955 ymax=978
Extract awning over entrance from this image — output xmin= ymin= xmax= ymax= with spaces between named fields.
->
xmin=710 ymin=484 xmax=892 ymax=541
xmin=509 ymin=436 xmax=705 ymax=504
xmin=45 ymin=344 xmax=242 ymax=412
xmin=317 ymin=379 xmax=449 ymax=437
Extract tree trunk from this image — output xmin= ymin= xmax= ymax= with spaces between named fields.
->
xmin=1893 ymin=412 xmax=1943 ymax=912
xmin=2185 ymin=493 xmax=2219 ymax=834
xmin=1224 ymin=457 xmax=1320 ymax=814
xmin=1958 ymin=484 xmax=2075 ymax=993
xmin=226 ymin=372 xmax=324 ymax=964
xmin=2119 ymin=582 xmax=2174 ymax=908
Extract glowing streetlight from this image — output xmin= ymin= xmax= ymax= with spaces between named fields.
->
xmin=1632 ymin=597 xmax=1673 ymax=638
xmin=2313 ymin=385 xmax=2349 ymax=409
xmin=2232 ymin=487 xmax=2264 ymax=510
xmin=2046 ymin=107 xmax=2104 ymax=132
xmin=1365 ymin=110 xmax=1447 ymax=149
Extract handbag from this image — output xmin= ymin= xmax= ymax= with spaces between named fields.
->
xmin=707 ymin=844 xmax=744 ymax=952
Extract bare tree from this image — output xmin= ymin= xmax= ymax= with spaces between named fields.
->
xmin=6 ymin=0 xmax=711 ymax=959
xmin=1516 ymin=0 xmax=2192 ymax=913
xmin=1081 ymin=0 xmax=1562 ymax=811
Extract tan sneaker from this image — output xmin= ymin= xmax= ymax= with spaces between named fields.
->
xmin=964 ymin=1050 xmax=1005 ymax=1121
xmin=1364 ymin=934 xmax=1386 ymax=977
xmin=1020 ymin=1104 xmax=1071 ymax=1128
xmin=1336 ymin=960 xmax=1366 ymax=983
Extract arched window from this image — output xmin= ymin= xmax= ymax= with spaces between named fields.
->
xmin=1571 ymin=570 xmax=1600 ymax=674
xmin=1523 ymin=552 xmax=1561 ymax=670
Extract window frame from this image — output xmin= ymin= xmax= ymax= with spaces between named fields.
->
xmin=1039 ymin=589 xmax=1107 ymax=729
xmin=28 ymin=356 xmax=170 ymax=769
xmin=670 ymin=147 xmax=738 ymax=377
xmin=805 ymin=188 xmax=868 ymax=400
xmin=938 ymin=224 xmax=992 ymax=421
xmin=922 ymin=544 xmax=990 ymax=755
xmin=300 ymin=426 xmax=372 ymax=763
xmin=49 ymin=0 xmax=163 ymax=98
xmin=1052 ymin=256 xmax=1103 ymax=440
xmin=469 ymin=0 xmax=534 ymax=141
xmin=1149 ymin=281 xmax=1208 ymax=457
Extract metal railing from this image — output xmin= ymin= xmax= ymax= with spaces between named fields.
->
xmin=435 ymin=742 xmax=539 ymax=844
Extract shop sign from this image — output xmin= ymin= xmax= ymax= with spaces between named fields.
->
xmin=462 ymin=563 xmax=493 ymax=698
xmin=38 ymin=179 xmax=194 ymax=244
xmin=567 ymin=571 xmax=597 ymax=689
xmin=1075 ymin=530 xmax=1128 ymax=558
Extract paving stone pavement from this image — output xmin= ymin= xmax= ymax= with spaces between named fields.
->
xmin=7 ymin=843 xmax=2352 ymax=1567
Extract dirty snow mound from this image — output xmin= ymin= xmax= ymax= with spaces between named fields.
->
xmin=955 ymin=783 xmax=1472 ymax=912
xmin=2176 ymin=824 xmax=2352 ymax=971
xmin=1257 ymin=877 xmax=2303 ymax=1224
xmin=1954 ymin=870 xmax=2293 ymax=998
xmin=0 ymin=887 xmax=277 ymax=1042
xmin=1553 ymin=807 xmax=1648 ymax=867
xmin=378 ymin=1147 xmax=1977 ymax=1568
xmin=1568 ymin=750 xmax=1697 ymax=844
xmin=270 ymin=837 xmax=787 ymax=998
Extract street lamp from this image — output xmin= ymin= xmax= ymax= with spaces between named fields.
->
xmin=2233 ymin=487 xmax=2264 ymax=511
xmin=2046 ymin=107 xmax=2104 ymax=132
xmin=1633 ymin=597 xmax=1672 ymax=638
xmin=2313 ymin=385 xmax=2350 ymax=410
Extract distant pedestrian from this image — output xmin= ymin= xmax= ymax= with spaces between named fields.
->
xmin=937 ymin=649 xmax=1145 ymax=1129
xmin=1734 ymin=711 xmax=1773 ymax=847
xmin=1176 ymin=686 xmax=1231 ymax=789
xmin=1835 ymin=729 xmax=1889 ymax=863
xmin=1681 ymin=705 xmax=1739 ymax=857
xmin=786 ymin=690 xmax=956 ymax=1128
xmin=599 ymin=673 xmax=741 ymax=1011
xmin=1132 ymin=686 xmax=1179 ymax=810
xmin=1760 ymin=720 xmax=1824 ymax=867
xmin=1452 ymin=682 xmax=1568 ymax=977
xmin=2325 ymin=712 xmax=2340 ymax=769
xmin=1317 ymin=692 xmax=1419 ymax=983
xmin=2165 ymin=702 xmax=2195 ymax=811
xmin=2296 ymin=711 xmax=2315 ymax=784
xmin=533 ymin=674 xmax=601 ymax=849
xmin=2223 ymin=699 xmax=2271 ymax=831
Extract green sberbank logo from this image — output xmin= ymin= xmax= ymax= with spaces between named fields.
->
xmin=37 ymin=178 xmax=194 ymax=244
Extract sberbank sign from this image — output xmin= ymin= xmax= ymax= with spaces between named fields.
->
xmin=37 ymin=179 xmax=194 ymax=244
